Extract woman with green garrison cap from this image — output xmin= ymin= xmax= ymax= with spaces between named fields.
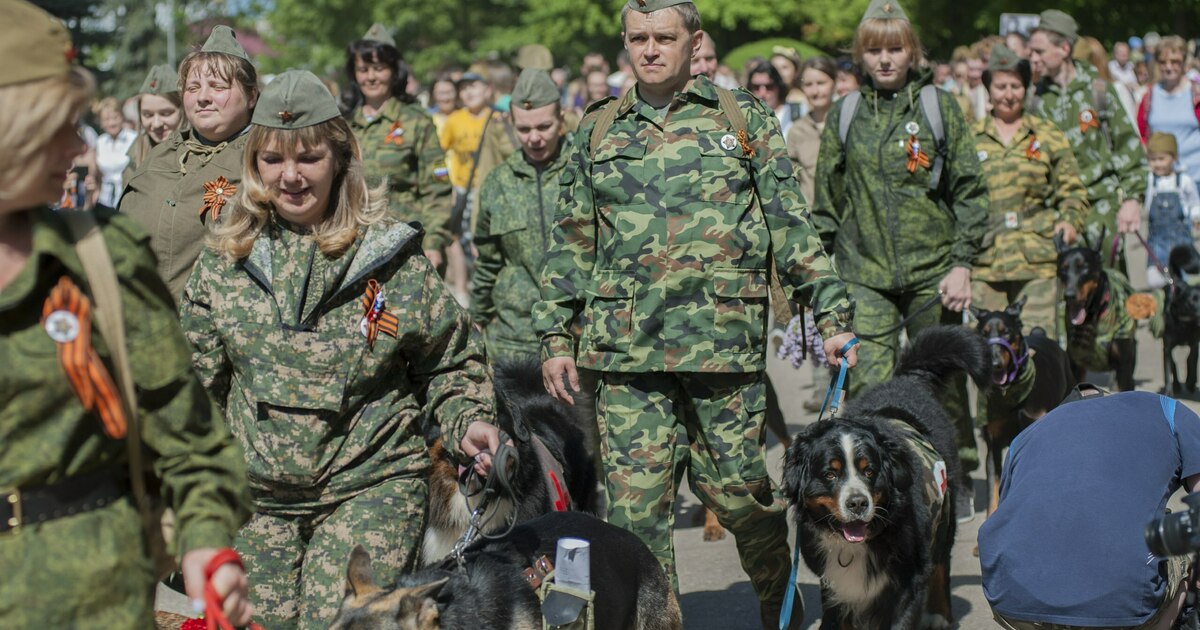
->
xmin=0 ymin=1 xmax=253 ymax=626
xmin=180 ymin=69 xmax=504 ymax=628
xmin=125 ymin=63 xmax=186 ymax=178
xmin=119 ymin=25 xmax=259 ymax=302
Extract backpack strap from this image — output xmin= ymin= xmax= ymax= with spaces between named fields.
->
xmin=1092 ymin=78 xmax=1115 ymax=151
xmin=838 ymin=91 xmax=862 ymax=147
xmin=588 ymin=97 xmax=624 ymax=156
xmin=715 ymin=87 xmax=748 ymax=140
xmin=918 ymin=85 xmax=947 ymax=193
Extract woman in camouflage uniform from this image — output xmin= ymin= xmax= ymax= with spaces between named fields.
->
xmin=342 ymin=24 xmax=454 ymax=269
xmin=0 ymin=2 xmax=252 ymax=626
xmin=180 ymin=70 xmax=502 ymax=629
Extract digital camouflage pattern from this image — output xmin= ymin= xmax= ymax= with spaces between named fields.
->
xmin=1066 ymin=267 xmax=1136 ymax=372
xmin=0 ymin=207 xmax=251 ymax=627
xmin=351 ymin=99 xmax=455 ymax=250
xmin=470 ymin=139 xmax=570 ymax=362
xmin=972 ymin=114 xmax=1088 ymax=283
xmin=119 ymin=127 xmax=248 ymax=300
xmin=180 ymin=218 xmax=493 ymax=513
xmin=1031 ymin=62 xmax=1148 ymax=244
xmin=596 ymin=371 xmax=792 ymax=617
xmin=533 ymin=75 xmax=853 ymax=372
xmin=812 ymin=70 xmax=989 ymax=292
xmin=238 ymin=476 xmax=426 ymax=629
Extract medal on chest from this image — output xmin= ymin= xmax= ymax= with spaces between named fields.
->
xmin=201 ymin=176 xmax=236 ymax=222
xmin=1078 ymin=109 xmax=1099 ymax=134
xmin=1025 ymin=134 xmax=1042 ymax=161
xmin=385 ymin=120 xmax=405 ymax=146
xmin=359 ymin=279 xmax=399 ymax=349
xmin=904 ymin=122 xmax=930 ymax=173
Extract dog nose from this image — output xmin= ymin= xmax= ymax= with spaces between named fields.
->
xmin=846 ymin=494 xmax=870 ymax=515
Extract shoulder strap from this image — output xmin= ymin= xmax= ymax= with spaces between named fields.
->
xmin=715 ymin=87 xmax=748 ymax=139
xmin=918 ymin=85 xmax=946 ymax=193
xmin=588 ymin=98 xmax=625 ymax=155
xmin=838 ymin=92 xmax=862 ymax=146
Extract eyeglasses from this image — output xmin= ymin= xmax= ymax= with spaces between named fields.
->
xmin=749 ymin=83 xmax=775 ymax=91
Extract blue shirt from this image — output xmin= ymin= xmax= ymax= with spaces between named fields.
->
xmin=1148 ymin=82 xmax=1200 ymax=179
xmin=979 ymin=391 xmax=1200 ymax=626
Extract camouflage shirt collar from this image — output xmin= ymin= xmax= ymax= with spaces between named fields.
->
xmin=977 ymin=114 xmax=1036 ymax=146
xmin=1037 ymin=60 xmax=1095 ymax=96
xmin=354 ymin=98 xmax=402 ymax=126
xmin=618 ymin=74 xmax=721 ymax=117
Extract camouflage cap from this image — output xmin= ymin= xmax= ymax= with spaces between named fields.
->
xmin=861 ymin=0 xmax=909 ymax=23
xmin=139 ymin=64 xmax=179 ymax=96
xmin=511 ymin=69 xmax=560 ymax=110
xmin=515 ymin=44 xmax=554 ymax=71
xmin=0 ymin=0 xmax=75 ymax=88
xmin=252 ymin=70 xmax=341 ymax=129
xmin=1036 ymin=9 xmax=1078 ymax=44
xmin=1147 ymin=132 xmax=1178 ymax=157
xmin=362 ymin=23 xmax=396 ymax=48
xmin=201 ymin=25 xmax=251 ymax=62
xmin=625 ymin=0 xmax=693 ymax=13
xmin=987 ymin=44 xmax=1021 ymax=73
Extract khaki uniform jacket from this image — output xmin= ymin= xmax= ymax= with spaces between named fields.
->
xmin=785 ymin=114 xmax=823 ymax=205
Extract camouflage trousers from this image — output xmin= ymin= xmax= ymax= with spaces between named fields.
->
xmin=971 ymin=278 xmax=1061 ymax=342
xmin=0 ymin=496 xmax=155 ymax=629
xmin=237 ymin=476 xmax=427 ymax=629
xmin=595 ymin=371 xmax=791 ymax=608
xmin=845 ymin=283 xmax=977 ymax=471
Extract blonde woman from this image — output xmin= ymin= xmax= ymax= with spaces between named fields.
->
xmin=125 ymin=63 xmax=186 ymax=177
xmin=0 ymin=1 xmax=252 ymax=626
xmin=93 ymin=95 xmax=137 ymax=207
xmin=180 ymin=70 xmax=502 ymax=629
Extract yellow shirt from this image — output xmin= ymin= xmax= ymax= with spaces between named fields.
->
xmin=440 ymin=108 xmax=490 ymax=189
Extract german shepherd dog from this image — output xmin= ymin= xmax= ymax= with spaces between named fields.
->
xmin=1056 ymin=233 xmax=1138 ymax=391
xmin=331 ymin=512 xmax=683 ymax=630
xmin=970 ymin=297 xmax=1075 ymax=517
xmin=423 ymin=360 xmax=597 ymax=565
xmin=782 ymin=326 xmax=989 ymax=630
xmin=1163 ymin=244 xmax=1200 ymax=395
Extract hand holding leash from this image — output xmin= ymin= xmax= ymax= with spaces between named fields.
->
xmin=180 ymin=548 xmax=259 ymax=630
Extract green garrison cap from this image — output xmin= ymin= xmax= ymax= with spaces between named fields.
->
xmin=511 ymin=69 xmax=560 ymax=110
xmin=0 ymin=0 xmax=75 ymax=88
xmin=1036 ymin=9 xmax=1078 ymax=43
xmin=861 ymin=0 xmax=909 ymax=22
xmin=625 ymin=0 xmax=693 ymax=13
xmin=515 ymin=44 xmax=554 ymax=71
xmin=201 ymin=25 xmax=250 ymax=62
xmin=988 ymin=44 xmax=1021 ymax=73
xmin=1147 ymin=132 xmax=1178 ymax=157
xmin=362 ymin=23 xmax=396 ymax=47
xmin=252 ymin=70 xmax=341 ymax=129
xmin=139 ymin=64 xmax=179 ymax=95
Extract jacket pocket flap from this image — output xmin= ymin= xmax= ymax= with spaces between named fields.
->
xmin=590 ymin=271 xmax=637 ymax=298
xmin=593 ymin=140 xmax=647 ymax=163
xmin=713 ymin=269 xmax=768 ymax=298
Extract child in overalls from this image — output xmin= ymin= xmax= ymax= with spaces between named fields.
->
xmin=1145 ymin=132 xmax=1200 ymax=288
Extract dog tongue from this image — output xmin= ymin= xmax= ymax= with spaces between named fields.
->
xmin=841 ymin=522 xmax=867 ymax=543
xmin=1071 ymin=307 xmax=1087 ymax=325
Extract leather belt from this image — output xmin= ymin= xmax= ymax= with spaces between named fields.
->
xmin=0 ymin=469 xmax=125 ymax=532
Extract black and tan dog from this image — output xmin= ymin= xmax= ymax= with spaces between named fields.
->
xmin=423 ymin=360 xmax=597 ymax=565
xmin=1056 ymin=233 xmax=1138 ymax=391
xmin=970 ymin=297 xmax=1075 ymax=517
xmin=1163 ymin=244 xmax=1200 ymax=395
xmin=782 ymin=326 xmax=989 ymax=630
xmin=331 ymin=512 xmax=682 ymax=630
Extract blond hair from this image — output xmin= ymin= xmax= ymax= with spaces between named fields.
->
xmin=208 ymin=117 xmax=385 ymax=261
xmin=0 ymin=68 xmax=95 ymax=202
xmin=178 ymin=50 xmax=259 ymax=104
xmin=130 ymin=91 xmax=186 ymax=170
xmin=92 ymin=95 xmax=121 ymax=118
xmin=853 ymin=18 xmax=925 ymax=69
xmin=1157 ymin=36 xmax=1188 ymax=64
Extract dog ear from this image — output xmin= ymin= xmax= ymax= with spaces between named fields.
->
xmin=1005 ymin=296 xmax=1027 ymax=319
xmin=408 ymin=578 xmax=449 ymax=627
xmin=781 ymin=431 xmax=813 ymax=502
xmin=345 ymin=545 xmax=380 ymax=598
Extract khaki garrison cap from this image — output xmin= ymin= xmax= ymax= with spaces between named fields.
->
xmin=362 ymin=23 xmax=397 ymax=47
xmin=1147 ymin=132 xmax=1178 ymax=158
xmin=252 ymin=70 xmax=341 ymax=129
xmin=139 ymin=64 xmax=179 ymax=95
xmin=511 ymin=69 xmax=560 ymax=110
xmin=202 ymin=25 xmax=251 ymax=62
xmin=0 ymin=0 xmax=75 ymax=88
xmin=1036 ymin=10 xmax=1079 ymax=44
xmin=987 ymin=44 xmax=1021 ymax=73
xmin=861 ymin=0 xmax=910 ymax=22
xmin=625 ymin=0 xmax=694 ymax=13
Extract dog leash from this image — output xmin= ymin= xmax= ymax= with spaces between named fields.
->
xmin=1134 ymin=231 xmax=1176 ymax=289
xmin=780 ymin=338 xmax=858 ymax=630
xmin=853 ymin=295 xmax=941 ymax=341
xmin=178 ymin=549 xmax=264 ymax=630
xmin=451 ymin=431 xmax=522 ymax=568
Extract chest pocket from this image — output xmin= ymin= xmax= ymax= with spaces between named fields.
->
xmin=590 ymin=140 xmax=645 ymax=207
xmin=697 ymin=134 xmax=753 ymax=205
xmin=491 ymin=201 xmax=529 ymax=235
xmin=229 ymin=322 xmax=361 ymax=415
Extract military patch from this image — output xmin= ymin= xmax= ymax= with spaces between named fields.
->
xmin=1078 ymin=109 xmax=1099 ymax=134
xmin=44 ymin=310 xmax=79 ymax=343
xmin=932 ymin=460 xmax=947 ymax=500
xmin=904 ymin=121 xmax=920 ymax=135
xmin=720 ymin=134 xmax=738 ymax=151
xmin=1005 ymin=211 xmax=1019 ymax=229
xmin=977 ymin=150 xmax=988 ymax=162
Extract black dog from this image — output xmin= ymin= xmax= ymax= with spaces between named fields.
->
xmin=423 ymin=359 xmax=597 ymax=565
xmin=1056 ymin=233 xmax=1138 ymax=391
xmin=1163 ymin=244 xmax=1200 ymax=395
xmin=331 ymin=512 xmax=682 ymax=630
xmin=970 ymin=297 xmax=1075 ymax=517
xmin=782 ymin=326 xmax=989 ymax=630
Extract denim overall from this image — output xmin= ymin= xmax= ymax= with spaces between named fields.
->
xmin=1148 ymin=174 xmax=1193 ymax=269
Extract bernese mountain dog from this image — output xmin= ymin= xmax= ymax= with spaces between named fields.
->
xmin=782 ymin=325 xmax=989 ymax=630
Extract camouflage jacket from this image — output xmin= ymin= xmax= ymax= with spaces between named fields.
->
xmin=119 ymin=128 xmax=246 ymax=302
xmin=972 ymin=114 xmax=1089 ymax=281
xmin=1 ymin=207 xmax=250 ymax=552
xmin=1067 ymin=267 xmax=1136 ymax=371
xmin=812 ymin=72 xmax=990 ymax=292
xmin=1031 ymin=62 xmax=1148 ymax=241
xmin=180 ymin=218 xmax=493 ymax=511
xmin=533 ymin=75 xmax=853 ymax=373
xmin=470 ymin=141 xmax=570 ymax=361
xmin=351 ymin=99 xmax=455 ymax=251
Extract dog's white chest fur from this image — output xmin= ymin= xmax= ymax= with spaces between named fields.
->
xmin=819 ymin=538 xmax=888 ymax=610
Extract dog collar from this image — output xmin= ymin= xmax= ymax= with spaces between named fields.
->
xmin=987 ymin=336 xmax=1029 ymax=386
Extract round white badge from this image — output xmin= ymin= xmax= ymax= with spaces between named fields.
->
xmin=359 ymin=317 xmax=370 ymax=338
xmin=905 ymin=121 xmax=920 ymax=135
xmin=720 ymin=134 xmax=738 ymax=151
xmin=1080 ymin=110 xmax=1094 ymax=123
xmin=977 ymin=150 xmax=988 ymax=162
xmin=44 ymin=310 xmax=80 ymax=343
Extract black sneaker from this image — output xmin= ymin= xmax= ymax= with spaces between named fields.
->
xmin=956 ymin=484 xmax=976 ymax=524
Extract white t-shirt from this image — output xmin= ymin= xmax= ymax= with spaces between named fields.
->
xmin=95 ymin=128 xmax=137 ymax=208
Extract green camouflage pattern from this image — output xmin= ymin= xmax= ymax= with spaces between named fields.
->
xmin=533 ymin=75 xmax=853 ymax=372
xmin=118 ymin=127 xmax=247 ymax=301
xmin=1066 ymin=267 xmax=1136 ymax=372
xmin=470 ymin=140 xmax=570 ymax=362
xmin=180 ymin=218 xmax=493 ymax=512
xmin=972 ymin=114 xmax=1088 ymax=282
xmin=886 ymin=419 xmax=951 ymax=547
xmin=971 ymin=278 xmax=1060 ymax=337
xmin=351 ymin=99 xmax=455 ymax=250
xmin=0 ymin=207 xmax=251 ymax=626
xmin=595 ymin=371 xmax=791 ymax=606
xmin=1030 ymin=62 xmax=1148 ymax=244
xmin=812 ymin=71 xmax=990 ymax=292
xmin=237 ymin=476 xmax=426 ymax=629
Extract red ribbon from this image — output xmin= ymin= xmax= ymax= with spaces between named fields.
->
xmin=360 ymin=279 xmax=399 ymax=349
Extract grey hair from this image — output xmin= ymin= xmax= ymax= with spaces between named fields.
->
xmin=621 ymin=2 xmax=702 ymax=34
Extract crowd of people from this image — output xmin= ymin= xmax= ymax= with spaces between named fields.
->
xmin=4 ymin=0 xmax=1200 ymax=627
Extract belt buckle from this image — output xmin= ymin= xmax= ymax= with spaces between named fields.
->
xmin=1 ymin=488 xmax=21 ymax=531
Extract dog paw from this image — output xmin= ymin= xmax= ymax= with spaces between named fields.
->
xmin=921 ymin=613 xmax=951 ymax=630
xmin=702 ymin=523 xmax=727 ymax=542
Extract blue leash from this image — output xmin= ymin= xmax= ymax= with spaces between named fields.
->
xmin=779 ymin=337 xmax=858 ymax=630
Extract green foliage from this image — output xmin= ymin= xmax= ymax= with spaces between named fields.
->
xmin=723 ymin=38 xmax=828 ymax=75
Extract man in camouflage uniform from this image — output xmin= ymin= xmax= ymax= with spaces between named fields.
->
xmin=348 ymin=24 xmax=455 ymax=266
xmin=534 ymin=2 xmax=857 ymax=627
xmin=1028 ymin=10 xmax=1147 ymax=265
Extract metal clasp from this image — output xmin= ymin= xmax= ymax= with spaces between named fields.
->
xmin=1 ymin=488 xmax=22 ymax=531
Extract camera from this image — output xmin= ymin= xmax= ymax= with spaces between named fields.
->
xmin=1146 ymin=492 xmax=1200 ymax=557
